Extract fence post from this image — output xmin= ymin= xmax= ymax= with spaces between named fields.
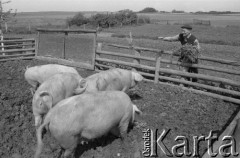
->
xmin=0 ymin=32 xmax=5 ymax=55
xmin=91 ymin=33 xmax=97 ymax=70
xmin=154 ymin=51 xmax=162 ymax=84
xmin=96 ymin=43 xmax=102 ymax=58
xmin=133 ymin=49 xmax=141 ymax=71
xmin=63 ymin=32 xmax=68 ymax=59
xmin=35 ymin=36 xmax=38 ymax=56
xmin=95 ymin=43 xmax=102 ymax=70
xmin=133 ymin=50 xmax=141 ymax=64
xmin=36 ymin=31 xmax=40 ymax=56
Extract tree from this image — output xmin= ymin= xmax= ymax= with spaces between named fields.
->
xmin=117 ymin=10 xmax=137 ymax=26
xmin=66 ymin=12 xmax=88 ymax=27
xmin=139 ymin=7 xmax=158 ymax=13
xmin=0 ymin=0 xmax=17 ymax=32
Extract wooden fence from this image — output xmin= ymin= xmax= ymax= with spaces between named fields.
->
xmin=193 ymin=19 xmax=211 ymax=26
xmin=0 ymin=38 xmax=36 ymax=61
xmin=95 ymin=42 xmax=240 ymax=105
xmin=1 ymin=33 xmax=239 ymax=105
xmin=36 ymin=28 xmax=97 ymax=70
xmin=94 ymin=42 xmax=240 ymax=158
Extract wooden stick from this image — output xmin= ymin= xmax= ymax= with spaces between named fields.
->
xmin=157 ymin=81 xmax=240 ymax=104
xmin=91 ymin=33 xmax=97 ymax=68
xmin=158 ymin=75 xmax=240 ymax=97
xmin=0 ymin=53 xmax=35 ymax=58
xmin=36 ymin=28 xmax=97 ymax=34
xmin=154 ymin=52 xmax=161 ymax=84
xmin=0 ymin=56 xmax=34 ymax=62
xmin=161 ymin=59 xmax=240 ymax=76
xmin=0 ymin=38 xmax=35 ymax=43
xmin=96 ymin=49 xmax=155 ymax=61
xmin=0 ymin=43 xmax=35 ymax=48
xmin=63 ymin=32 xmax=68 ymax=59
xmin=95 ymin=62 xmax=156 ymax=78
xmin=0 ymin=48 xmax=35 ymax=53
xmin=36 ymin=31 xmax=40 ymax=56
xmin=95 ymin=57 xmax=156 ymax=71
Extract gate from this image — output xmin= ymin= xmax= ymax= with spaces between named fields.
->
xmin=36 ymin=28 xmax=97 ymax=70
xmin=0 ymin=37 xmax=36 ymax=61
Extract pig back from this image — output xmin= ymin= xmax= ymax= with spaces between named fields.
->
xmin=48 ymin=91 xmax=133 ymax=138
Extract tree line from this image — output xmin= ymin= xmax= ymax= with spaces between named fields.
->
xmin=66 ymin=10 xmax=151 ymax=28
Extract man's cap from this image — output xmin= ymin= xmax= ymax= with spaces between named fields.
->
xmin=181 ymin=24 xmax=192 ymax=30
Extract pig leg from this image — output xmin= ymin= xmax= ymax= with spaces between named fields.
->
xmin=30 ymin=88 xmax=35 ymax=96
xmin=34 ymin=115 xmax=42 ymax=128
xmin=57 ymin=148 xmax=64 ymax=158
xmin=57 ymin=136 xmax=78 ymax=158
xmin=118 ymin=116 xmax=130 ymax=140
xmin=110 ymin=126 xmax=120 ymax=137
xmin=63 ymin=149 xmax=74 ymax=158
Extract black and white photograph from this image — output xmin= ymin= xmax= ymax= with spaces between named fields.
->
xmin=0 ymin=0 xmax=240 ymax=157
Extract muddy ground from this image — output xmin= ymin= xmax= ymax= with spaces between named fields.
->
xmin=0 ymin=59 xmax=239 ymax=158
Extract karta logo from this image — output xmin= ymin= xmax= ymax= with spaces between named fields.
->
xmin=142 ymin=129 xmax=239 ymax=157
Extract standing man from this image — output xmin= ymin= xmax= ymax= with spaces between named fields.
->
xmin=158 ymin=24 xmax=200 ymax=82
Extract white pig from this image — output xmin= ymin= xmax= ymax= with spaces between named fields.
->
xmin=34 ymin=91 xmax=142 ymax=158
xmin=24 ymin=64 xmax=80 ymax=94
xmin=79 ymin=68 xmax=143 ymax=93
xmin=32 ymin=72 xmax=85 ymax=128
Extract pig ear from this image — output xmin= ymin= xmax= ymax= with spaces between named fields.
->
xmin=132 ymin=72 xmax=143 ymax=82
xmin=39 ymin=91 xmax=53 ymax=109
xmin=74 ymin=79 xmax=87 ymax=94
xmin=39 ymin=91 xmax=50 ymax=97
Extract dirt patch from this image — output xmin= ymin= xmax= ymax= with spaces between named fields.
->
xmin=0 ymin=59 xmax=238 ymax=158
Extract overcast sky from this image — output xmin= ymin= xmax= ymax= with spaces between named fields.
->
xmin=5 ymin=0 xmax=240 ymax=12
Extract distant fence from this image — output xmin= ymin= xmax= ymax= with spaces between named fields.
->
xmin=0 ymin=37 xmax=36 ymax=62
xmin=95 ymin=42 xmax=240 ymax=105
xmin=193 ymin=19 xmax=211 ymax=25
xmin=154 ymin=19 xmax=211 ymax=26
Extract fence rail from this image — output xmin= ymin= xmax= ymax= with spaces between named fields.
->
xmin=36 ymin=28 xmax=97 ymax=34
xmin=0 ymin=43 xmax=35 ymax=49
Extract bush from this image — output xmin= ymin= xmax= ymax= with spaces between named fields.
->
xmin=139 ymin=7 xmax=158 ymax=13
xmin=66 ymin=12 xmax=88 ymax=27
xmin=137 ymin=16 xmax=151 ymax=24
xmin=89 ymin=10 xmax=138 ymax=28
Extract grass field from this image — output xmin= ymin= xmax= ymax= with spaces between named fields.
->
xmin=6 ymin=12 xmax=240 ymax=33
xmin=107 ymin=24 xmax=240 ymax=46
xmin=11 ymin=12 xmax=240 ymax=27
